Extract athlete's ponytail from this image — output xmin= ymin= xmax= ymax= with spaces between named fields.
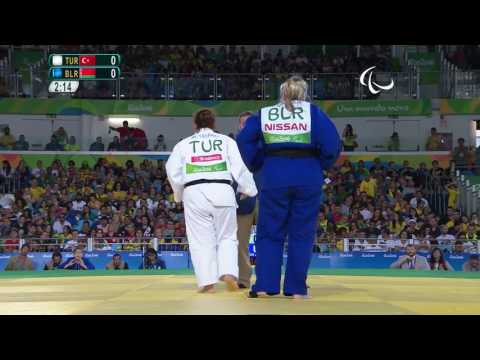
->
xmin=280 ymin=75 xmax=308 ymax=112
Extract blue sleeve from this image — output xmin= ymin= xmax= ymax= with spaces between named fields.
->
xmin=58 ymin=258 xmax=71 ymax=269
xmin=85 ymin=258 xmax=95 ymax=270
xmin=311 ymin=104 xmax=341 ymax=170
xmin=236 ymin=114 xmax=264 ymax=172
xmin=233 ymin=181 xmax=257 ymax=213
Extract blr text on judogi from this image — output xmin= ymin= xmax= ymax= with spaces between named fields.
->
xmin=237 ymin=76 xmax=341 ymax=299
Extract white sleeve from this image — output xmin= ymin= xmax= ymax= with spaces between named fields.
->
xmin=227 ymin=137 xmax=258 ymax=197
xmin=165 ymin=143 xmax=185 ymax=202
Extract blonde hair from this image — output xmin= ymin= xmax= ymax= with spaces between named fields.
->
xmin=280 ymin=75 xmax=308 ymax=112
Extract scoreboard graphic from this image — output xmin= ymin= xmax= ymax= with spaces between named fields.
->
xmin=48 ymin=54 xmax=121 ymax=93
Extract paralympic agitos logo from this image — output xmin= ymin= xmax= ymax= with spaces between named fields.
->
xmin=359 ymin=66 xmax=394 ymax=95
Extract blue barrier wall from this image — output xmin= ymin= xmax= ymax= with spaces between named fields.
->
xmin=0 ymin=251 xmax=473 ymax=272
xmin=0 ymin=251 xmax=191 ymax=271
xmin=307 ymin=252 xmax=472 ymax=271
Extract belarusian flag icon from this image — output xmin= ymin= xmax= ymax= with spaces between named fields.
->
xmin=80 ymin=68 xmax=96 ymax=79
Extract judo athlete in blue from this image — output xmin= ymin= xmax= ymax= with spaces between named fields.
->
xmin=236 ymin=76 xmax=341 ymax=298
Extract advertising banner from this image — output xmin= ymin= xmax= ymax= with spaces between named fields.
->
xmin=320 ymin=99 xmax=432 ymax=117
xmin=440 ymin=98 xmax=480 ymax=115
xmin=0 ymin=98 xmax=432 ymax=117
xmin=0 ymin=251 xmax=472 ymax=272
xmin=0 ymin=251 xmax=190 ymax=271
xmin=0 ymin=151 xmax=169 ymax=169
xmin=0 ymin=151 xmax=451 ymax=170
xmin=309 ymin=252 xmax=470 ymax=271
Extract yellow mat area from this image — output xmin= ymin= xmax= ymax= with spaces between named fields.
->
xmin=1 ymin=274 xmax=479 ymax=315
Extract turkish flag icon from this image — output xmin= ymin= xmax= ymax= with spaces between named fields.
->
xmin=79 ymin=55 xmax=96 ymax=66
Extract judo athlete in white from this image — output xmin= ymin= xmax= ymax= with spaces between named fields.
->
xmin=166 ymin=109 xmax=258 ymax=293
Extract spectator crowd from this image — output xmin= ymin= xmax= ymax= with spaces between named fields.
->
xmin=0 ymin=152 xmax=478 ymax=272
xmin=0 ymin=117 xmax=479 ymax=273
xmin=0 ymin=124 xmax=168 ymax=152
xmin=42 ymin=45 xmax=395 ymax=100
xmin=49 ymin=45 xmax=394 ymax=76
xmin=443 ymin=45 xmax=480 ymax=71
xmin=0 ymin=156 xmax=187 ymax=256
xmin=314 ymin=156 xmax=479 ymax=259
xmin=2 ymin=45 xmax=402 ymax=100
xmin=340 ymin=124 xmax=480 ymax=174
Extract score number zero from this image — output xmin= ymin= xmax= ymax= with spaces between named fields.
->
xmin=50 ymin=66 xmax=120 ymax=80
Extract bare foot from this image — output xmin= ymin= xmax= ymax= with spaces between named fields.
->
xmin=221 ymin=275 xmax=239 ymax=292
xmin=198 ymin=284 xmax=215 ymax=293
xmin=293 ymin=294 xmax=311 ymax=300
xmin=248 ymin=291 xmax=273 ymax=298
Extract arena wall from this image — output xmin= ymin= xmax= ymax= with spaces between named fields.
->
xmin=0 ymin=112 xmax=475 ymax=151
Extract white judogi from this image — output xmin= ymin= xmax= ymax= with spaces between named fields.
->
xmin=166 ymin=128 xmax=257 ymax=287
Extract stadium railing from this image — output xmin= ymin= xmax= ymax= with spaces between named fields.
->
xmin=0 ymin=237 xmax=189 ymax=253
xmin=0 ymin=237 xmax=478 ymax=255
xmin=334 ymin=238 xmax=479 ymax=254
xmin=455 ymin=166 xmax=480 ymax=217
xmin=4 ymin=70 xmax=421 ymax=100
xmin=438 ymin=47 xmax=480 ymax=99
xmin=3 ymin=45 xmax=480 ymax=100
xmin=0 ymin=174 xmax=21 ymax=194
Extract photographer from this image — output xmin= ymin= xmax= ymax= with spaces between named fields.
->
xmin=59 ymin=246 xmax=95 ymax=270
xmin=4 ymin=244 xmax=36 ymax=271
xmin=389 ymin=244 xmax=430 ymax=270
xmin=106 ymin=253 xmax=129 ymax=270
xmin=138 ymin=248 xmax=166 ymax=270
xmin=44 ymin=251 xmax=63 ymax=270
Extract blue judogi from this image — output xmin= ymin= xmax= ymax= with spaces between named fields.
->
xmin=236 ymin=101 xmax=340 ymax=295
